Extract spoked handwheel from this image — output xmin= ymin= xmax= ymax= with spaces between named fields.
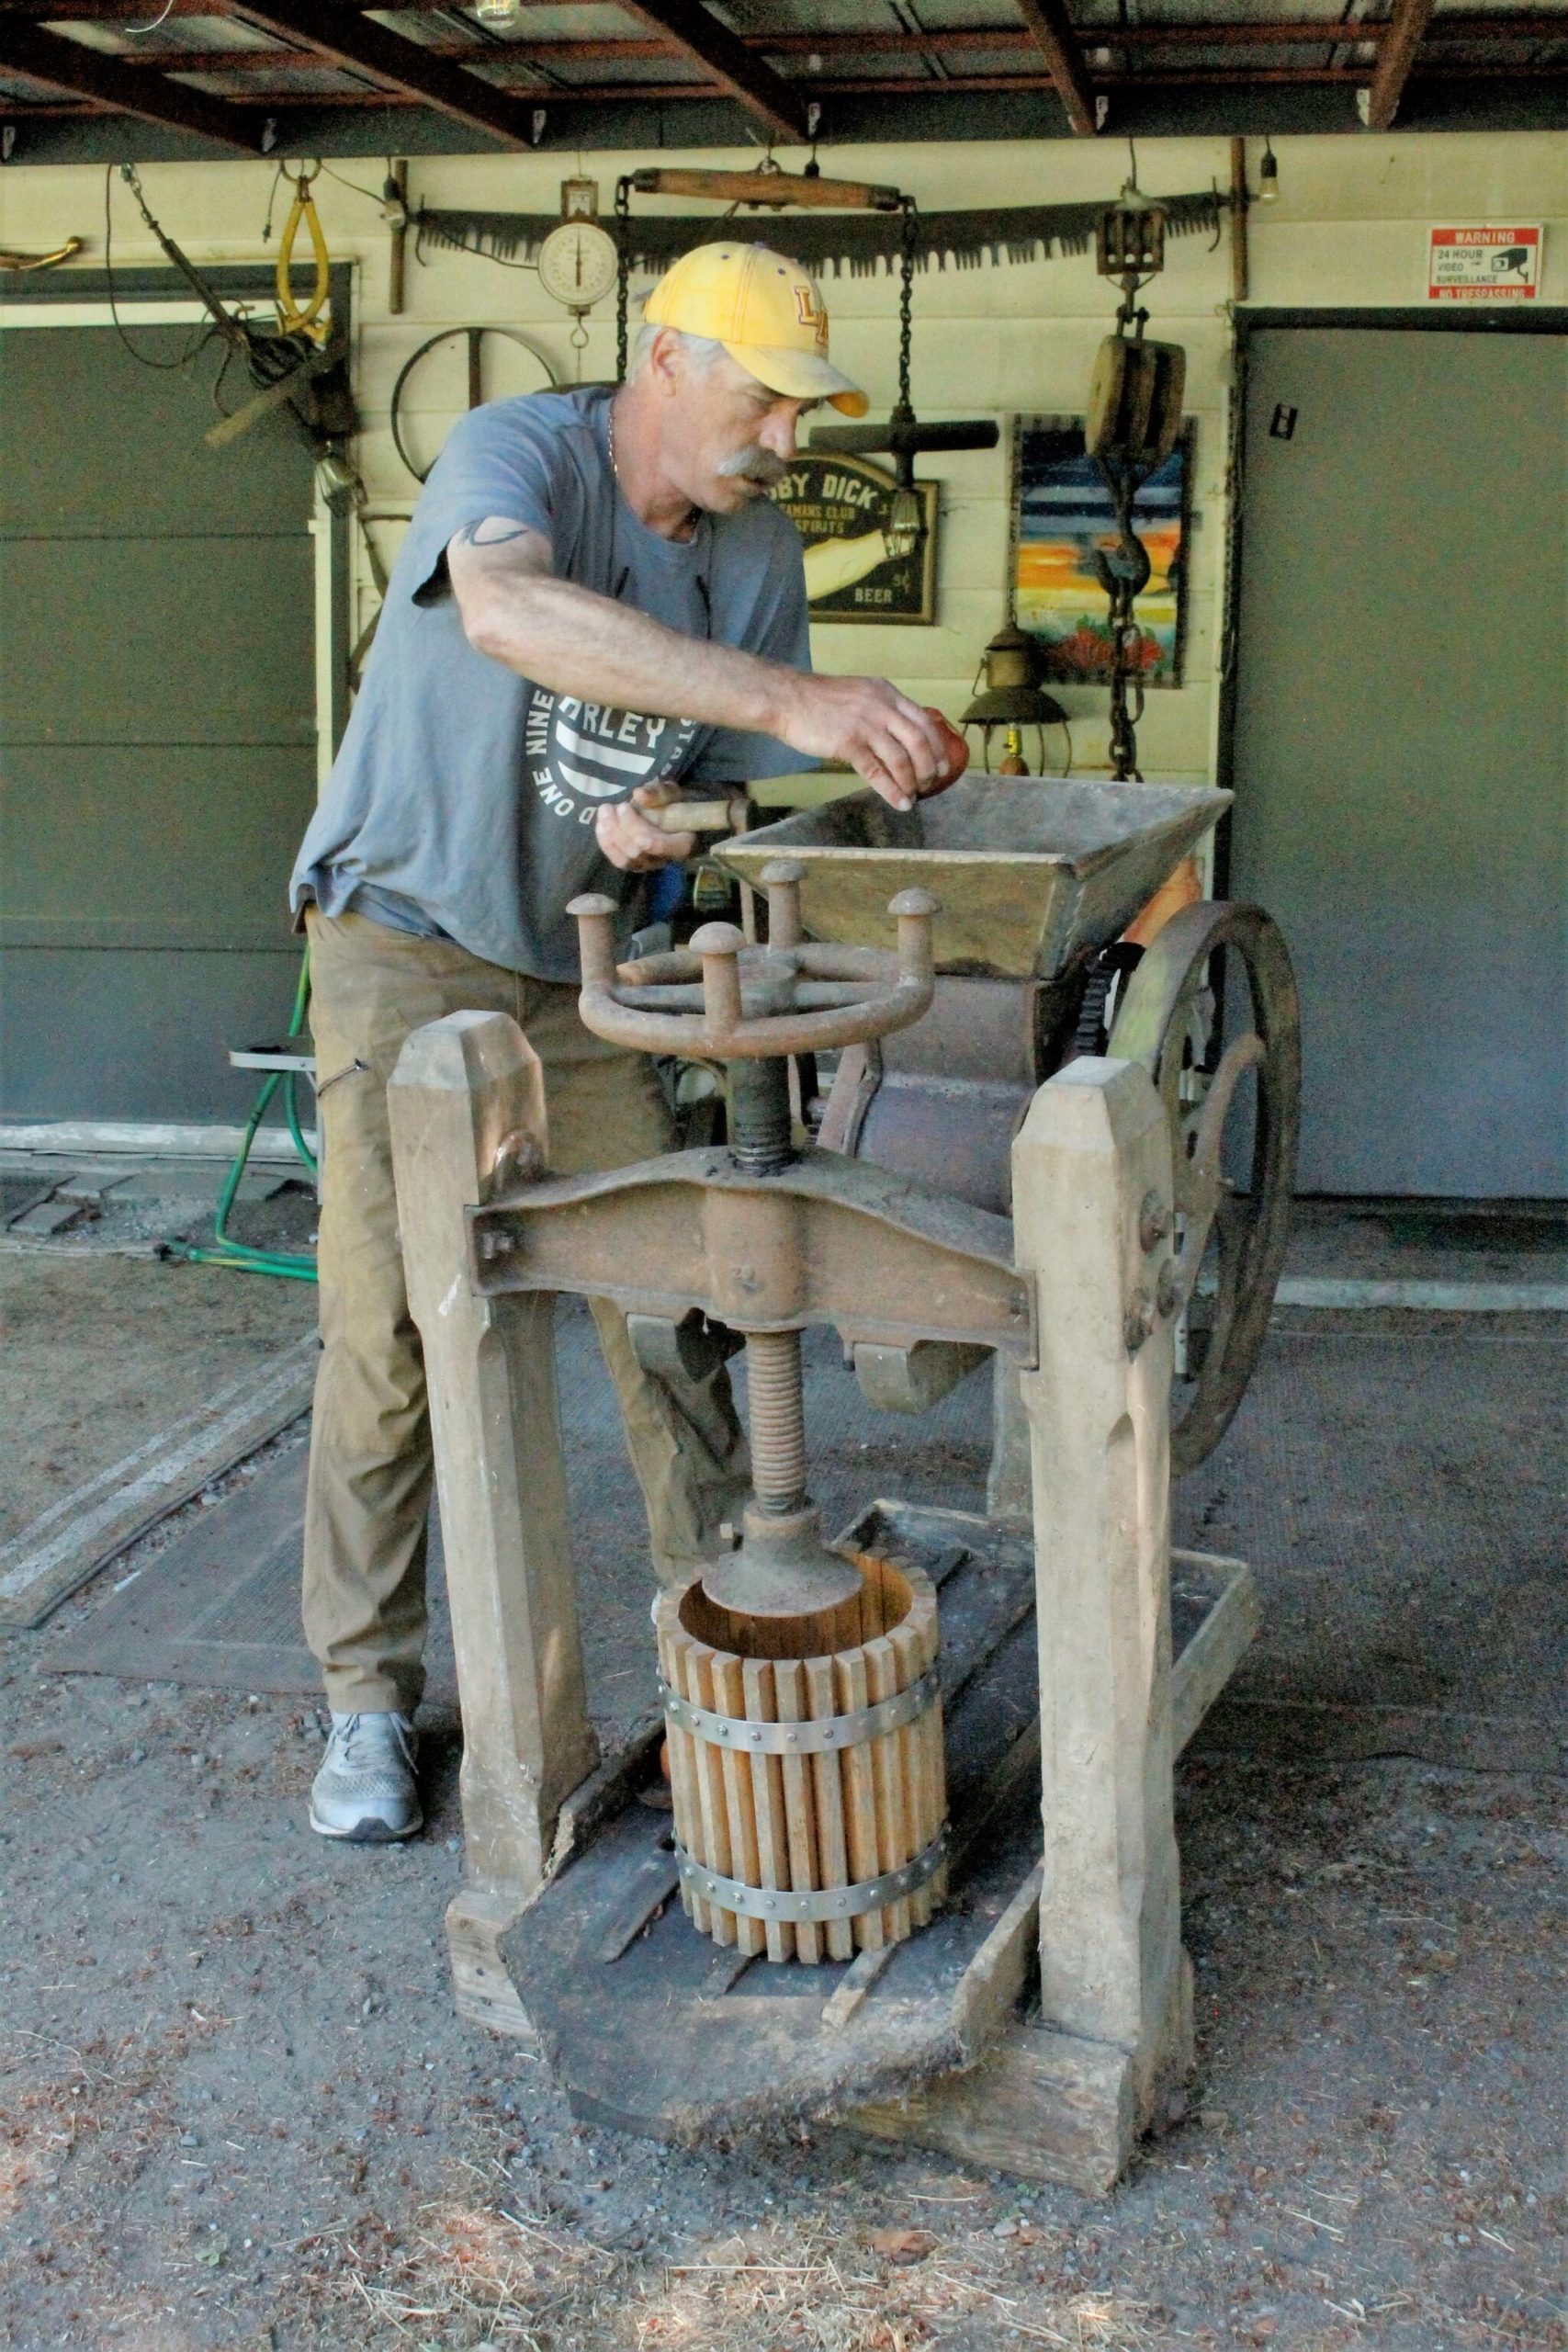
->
xmin=1108 ymin=901 xmax=1301 ymax=1475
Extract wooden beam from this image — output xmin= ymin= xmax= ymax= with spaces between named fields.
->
xmin=1011 ymin=0 xmax=1100 ymax=132
xmin=134 ymin=36 xmax=662 ymax=74
xmin=1363 ymin=0 xmax=1435 ymax=125
xmin=1228 ymin=132 xmax=1248 ymax=304
xmin=202 ymin=57 xmax=1562 ymax=113
xmin=100 ymin=16 xmax=1568 ymax=78
xmin=4 ymin=0 xmax=1560 ymax=28
xmin=220 ymin=0 xmax=546 ymax=146
xmin=0 ymin=17 xmax=260 ymax=145
xmin=610 ymin=0 xmax=807 ymax=138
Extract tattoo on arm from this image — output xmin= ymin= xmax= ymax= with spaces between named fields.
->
xmin=451 ymin=518 xmax=536 ymax=549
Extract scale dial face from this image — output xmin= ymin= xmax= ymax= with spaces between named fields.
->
xmin=537 ymin=220 xmax=619 ymax=312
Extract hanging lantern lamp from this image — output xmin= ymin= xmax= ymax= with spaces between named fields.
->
xmin=960 ymin=620 xmax=1070 ymax=778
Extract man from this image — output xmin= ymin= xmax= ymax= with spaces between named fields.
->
xmin=290 ymin=240 xmax=957 ymax=1842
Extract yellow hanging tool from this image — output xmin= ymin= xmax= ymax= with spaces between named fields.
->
xmin=275 ymin=162 xmax=331 ymax=345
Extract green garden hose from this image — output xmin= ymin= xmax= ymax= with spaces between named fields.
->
xmin=166 ymin=950 xmax=320 ymax=1283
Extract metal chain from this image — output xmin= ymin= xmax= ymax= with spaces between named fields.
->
xmin=1095 ymin=254 xmax=1156 ymax=782
xmin=614 ymin=175 xmax=631 ymax=385
xmin=1095 ymin=452 xmax=1152 ymax=781
xmin=896 ymin=194 xmax=917 ymax=418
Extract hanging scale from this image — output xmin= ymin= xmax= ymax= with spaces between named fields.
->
xmin=536 ymin=180 xmax=618 ymax=379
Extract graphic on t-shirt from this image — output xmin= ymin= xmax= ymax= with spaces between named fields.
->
xmin=525 ymin=691 xmax=698 ymax=825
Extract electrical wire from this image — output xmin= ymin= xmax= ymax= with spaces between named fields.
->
xmin=102 ymin=165 xmax=210 ymax=371
xmin=316 ymin=161 xmax=385 ymax=204
xmin=260 ymin=158 xmax=287 ymax=244
xmin=262 ymin=156 xmax=378 ymax=237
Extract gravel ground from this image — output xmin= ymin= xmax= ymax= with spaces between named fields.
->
xmin=1 ymin=1195 xmax=1563 ymax=2352
xmin=1 ymin=1627 xmax=1562 ymax=2351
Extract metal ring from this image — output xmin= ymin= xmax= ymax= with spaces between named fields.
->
xmin=673 ymin=1830 xmax=948 ymax=1926
xmin=389 ymin=325 xmax=559 ymax=483
xmin=659 ymin=1663 xmax=940 ymax=1756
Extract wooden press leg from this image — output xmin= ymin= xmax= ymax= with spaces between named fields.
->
xmin=1010 ymin=1055 xmax=1192 ymax=2142
xmin=389 ymin=1012 xmax=600 ymax=2034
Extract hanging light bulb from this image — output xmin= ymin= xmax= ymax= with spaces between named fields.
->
xmin=1258 ymin=139 xmax=1280 ymax=204
xmin=474 ymin=0 xmax=522 ymax=24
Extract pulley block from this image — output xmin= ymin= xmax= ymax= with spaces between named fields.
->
xmin=1085 ymin=334 xmax=1187 ymax=467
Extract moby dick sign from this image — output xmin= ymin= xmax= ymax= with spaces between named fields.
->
xmin=767 ymin=453 xmax=937 ymax=627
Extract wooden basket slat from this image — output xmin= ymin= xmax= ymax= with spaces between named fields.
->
xmin=663 ymin=1559 xmax=944 ymax=1962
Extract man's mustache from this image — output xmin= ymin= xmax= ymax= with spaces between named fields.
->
xmin=716 ymin=446 xmax=789 ymax=487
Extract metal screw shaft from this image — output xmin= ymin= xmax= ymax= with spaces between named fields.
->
xmin=745 ymin=1329 xmax=807 ymax=1515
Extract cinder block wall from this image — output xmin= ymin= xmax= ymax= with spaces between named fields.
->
xmin=2 ymin=131 xmax=1562 ymax=790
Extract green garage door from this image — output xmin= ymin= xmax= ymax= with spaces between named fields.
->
xmin=1229 ymin=322 xmax=1566 ymax=1198
xmin=0 ymin=289 xmax=328 ymax=1123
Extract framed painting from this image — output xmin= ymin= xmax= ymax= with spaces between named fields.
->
xmin=1010 ymin=416 xmax=1193 ymax=685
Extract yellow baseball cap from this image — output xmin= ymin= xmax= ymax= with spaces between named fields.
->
xmin=643 ymin=242 xmax=868 ymax=417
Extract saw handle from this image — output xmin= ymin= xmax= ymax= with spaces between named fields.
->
xmin=629 ymin=166 xmax=902 ymax=214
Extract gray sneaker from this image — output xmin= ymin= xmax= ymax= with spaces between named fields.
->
xmin=309 ymin=1710 xmax=423 ymax=1842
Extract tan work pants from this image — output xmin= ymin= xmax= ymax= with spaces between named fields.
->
xmin=302 ymin=908 xmax=747 ymax=1714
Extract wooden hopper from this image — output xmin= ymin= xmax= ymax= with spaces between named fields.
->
xmin=715 ymin=775 xmax=1232 ymax=980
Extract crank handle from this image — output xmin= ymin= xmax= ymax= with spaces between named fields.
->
xmin=645 ymin=796 xmax=748 ymax=837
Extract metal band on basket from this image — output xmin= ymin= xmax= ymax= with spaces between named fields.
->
xmin=673 ymin=1829 xmax=949 ymax=1926
xmin=659 ymin=1663 xmax=940 ymax=1756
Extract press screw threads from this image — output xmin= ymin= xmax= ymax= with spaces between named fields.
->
xmin=728 ymin=1056 xmax=794 ymax=1175
xmin=746 ymin=1328 xmax=808 ymax=1514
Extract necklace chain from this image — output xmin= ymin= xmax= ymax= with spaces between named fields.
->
xmin=607 ymin=391 xmax=699 ymax=540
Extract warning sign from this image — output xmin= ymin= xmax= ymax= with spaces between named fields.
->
xmin=1427 ymin=225 xmax=1542 ymax=302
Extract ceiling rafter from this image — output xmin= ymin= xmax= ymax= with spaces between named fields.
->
xmin=48 ymin=10 xmax=1568 ymax=68
xmin=608 ymin=0 xmax=807 ymax=138
xmin=0 ymin=14 xmax=259 ymax=142
xmin=1363 ymin=0 xmax=1437 ymax=124
xmin=1010 ymin=0 xmax=1100 ymax=132
xmin=219 ymin=0 xmax=547 ymax=144
xmin=1 ymin=0 xmax=1561 ymax=143
xmin=220 ymin=64 xmax=1563 ymax=106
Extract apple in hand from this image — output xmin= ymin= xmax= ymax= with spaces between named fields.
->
xmin=919 ymin=708 xmax=971 ymax=796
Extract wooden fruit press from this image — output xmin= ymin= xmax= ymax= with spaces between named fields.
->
xmin=387 ymin=787 xmax=1294 ymax=2193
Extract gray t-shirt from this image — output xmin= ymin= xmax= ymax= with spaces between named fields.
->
xmin=290 ymin=384 xmax=810 ymax=979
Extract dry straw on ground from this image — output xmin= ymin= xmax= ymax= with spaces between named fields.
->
xmin=340 ymin=2190 xmax=1162 ymax=2352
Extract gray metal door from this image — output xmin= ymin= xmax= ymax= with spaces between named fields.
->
xmin=1229 ymin=325 xmax=1566 ymax=1198
xmin=0 ymin=312 xmax=320 ymax=1122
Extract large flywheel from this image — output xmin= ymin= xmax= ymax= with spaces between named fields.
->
xmin=1108 ymin=901 xmax=1302 ymax=1474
